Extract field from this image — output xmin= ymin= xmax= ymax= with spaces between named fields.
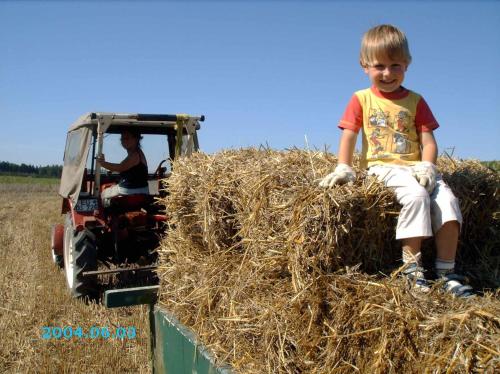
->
xmin=0 ymin=175 xmax=60 ymax=185
xmin=0 ymin=182 xmax=151 ymax=373
xmin=1 ymin=163 xmax=497 ymax=373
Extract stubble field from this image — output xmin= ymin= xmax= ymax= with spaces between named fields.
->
xmin=0 ymin=183 xmax=151 ymax=373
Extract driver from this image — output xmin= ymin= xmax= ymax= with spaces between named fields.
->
xmin=97 ymin=129 xmax=149 ymax=201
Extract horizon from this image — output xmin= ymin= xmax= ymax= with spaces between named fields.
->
xmin=1 ymin=152 xmax=500 ymax=169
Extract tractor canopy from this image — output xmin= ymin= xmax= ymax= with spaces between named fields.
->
xmin=59 ymin=112 xmax=203 ymax=204
xmin=59 ymin=123 xmax=93 ymax=204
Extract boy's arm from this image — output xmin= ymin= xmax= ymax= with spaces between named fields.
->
xmin=338 ymin=129 xmax=358 ymax=166
xmin=319 ymin=129 xmax=358 ymax=187
xmin=419 ymin=130 xmax=438 ymax=164
xmin=319 ymin=93 xmax=361 ymax=188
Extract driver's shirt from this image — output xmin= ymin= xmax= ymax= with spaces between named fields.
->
xmin=119 ymin=162 xmax=148 ymax=189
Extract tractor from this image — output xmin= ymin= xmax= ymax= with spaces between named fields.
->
xmin=50 ymin=112 xmax=204 ymax=298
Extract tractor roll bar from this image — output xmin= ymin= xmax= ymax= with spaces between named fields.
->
xmin=136 ymin=114 xmax=205 ymax=122
xmin=90 ymin=113 xmax=205 ymax=122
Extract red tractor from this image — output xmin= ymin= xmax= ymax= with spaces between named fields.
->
xmin=50 ymin=112 xmax=204 ymax=298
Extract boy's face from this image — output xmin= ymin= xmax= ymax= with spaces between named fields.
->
xmin=363 ymin=55 xmax=408 ymax=92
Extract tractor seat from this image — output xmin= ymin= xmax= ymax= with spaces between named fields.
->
xmin=107 ymin=194 xmax=152 ymax=213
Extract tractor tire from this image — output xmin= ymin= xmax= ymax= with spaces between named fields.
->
xmin=63 ymin=214 xmax=97 ymax=298
xmin=51 ymin=249 xmax=64 ymax=268
xmin=51 ymin=224 xmax=64 ymax=268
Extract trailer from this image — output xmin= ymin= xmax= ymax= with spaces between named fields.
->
xmin=104 ymin=286 xmax=233 ymax=374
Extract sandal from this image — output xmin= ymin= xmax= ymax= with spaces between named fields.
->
xmin=440 ymin=273 xmax=475 ymax=298
xmin=402 ymin=263 xmax=430 ymax=292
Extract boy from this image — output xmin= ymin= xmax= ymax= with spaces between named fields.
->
xmin=319 ymin=24 xmax=473 ymax=297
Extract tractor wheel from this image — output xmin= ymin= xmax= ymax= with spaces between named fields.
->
xmin=63 ymin=214 xmax=97 ymax=298
xmin=51 ymin=249 xmax=64 ymax=268
xmin=51 ymin=224 xmax=64 ymax=268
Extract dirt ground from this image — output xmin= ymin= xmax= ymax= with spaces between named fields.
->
xmin=0 ymin=187 xmax=151 ymax=373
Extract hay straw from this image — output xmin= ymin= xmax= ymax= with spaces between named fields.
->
xmin=157 ymin=149 xmax=500 ymax=373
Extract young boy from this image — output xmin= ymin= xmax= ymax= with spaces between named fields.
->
xmin=319 ymin=24 xmax=473 ymax=297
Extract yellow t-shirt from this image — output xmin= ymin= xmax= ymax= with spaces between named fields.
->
xmin=339 ymin=86 xmax=439 ymax=169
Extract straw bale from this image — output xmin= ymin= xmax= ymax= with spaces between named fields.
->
xmin=434 ymin=158 xmax=500 ymax=288
xmin=157 ymin=149 xmax=499 ymax=373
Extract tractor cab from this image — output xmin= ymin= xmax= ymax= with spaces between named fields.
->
xmin=51 ymin=112 xmax=204 ymax=299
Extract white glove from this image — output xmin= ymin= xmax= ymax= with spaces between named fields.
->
xmin=319 ymin=163 xmax=356 ymax=188
xmin=412 ymin=161 xmax=437 ymax=194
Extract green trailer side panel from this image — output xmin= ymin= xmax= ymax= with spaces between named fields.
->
xmin=153 ymin=306 xmax=233 ymax=374
xmin=104 ymin=286 xmax=159 ymax=308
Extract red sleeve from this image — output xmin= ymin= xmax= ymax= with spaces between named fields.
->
xmin=338 ymin=94 xmax=363 ymax=133
xmin=415 ymin=97 xmax=439 ymax=132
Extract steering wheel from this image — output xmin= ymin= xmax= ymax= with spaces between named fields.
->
xmin=153 ymin=159 xmax=168 ymax=178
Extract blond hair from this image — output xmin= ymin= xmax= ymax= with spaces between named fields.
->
xmin=359 ymin=24 xmax=412 ymax=67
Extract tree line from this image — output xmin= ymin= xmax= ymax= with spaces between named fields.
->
xmin=482 ymin=160 xmax=500 ymax=172
xmin=0 ymin=161 xmax=62 ymax=178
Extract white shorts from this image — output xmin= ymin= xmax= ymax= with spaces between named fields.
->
xmin=368 ymin=165 xmax=462 ymax=240
xmin=101 ymin=184 xmax=150 ymax=206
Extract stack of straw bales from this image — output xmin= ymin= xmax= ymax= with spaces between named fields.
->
xmin=157 ymin=149 xmax=499 ymax=373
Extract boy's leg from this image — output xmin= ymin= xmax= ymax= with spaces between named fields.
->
xmin=369 ymin=166 xmax=432 ymax=289
xmin=401 ymin=237 xmax=430 ymax=289
xmin=368 ymin=166 xmax=433 ymax=239
xmin=434 ymin=220 xmax=459 ymax=262
xmin=430 ymin=178 xmax=462 ymax=271
xmin=402 ymin=237 xmax=422 ymax=263
xmin=430 ymin=179 xmax=473 ymax=297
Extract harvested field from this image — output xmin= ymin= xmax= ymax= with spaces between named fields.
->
xmin=157 ymin=149 xmax=500 ymax=373
xmin=0 ymin=184 xmax=151 ymax=373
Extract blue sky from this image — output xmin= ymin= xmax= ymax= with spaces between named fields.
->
xmin=1 ymin=0 xmax=499 ymax=167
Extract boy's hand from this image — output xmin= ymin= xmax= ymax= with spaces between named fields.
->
xmin=319 ymin=163 xmax=356 ymax=187
xmin=412 ymin=161 xmax=437 ymax=194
